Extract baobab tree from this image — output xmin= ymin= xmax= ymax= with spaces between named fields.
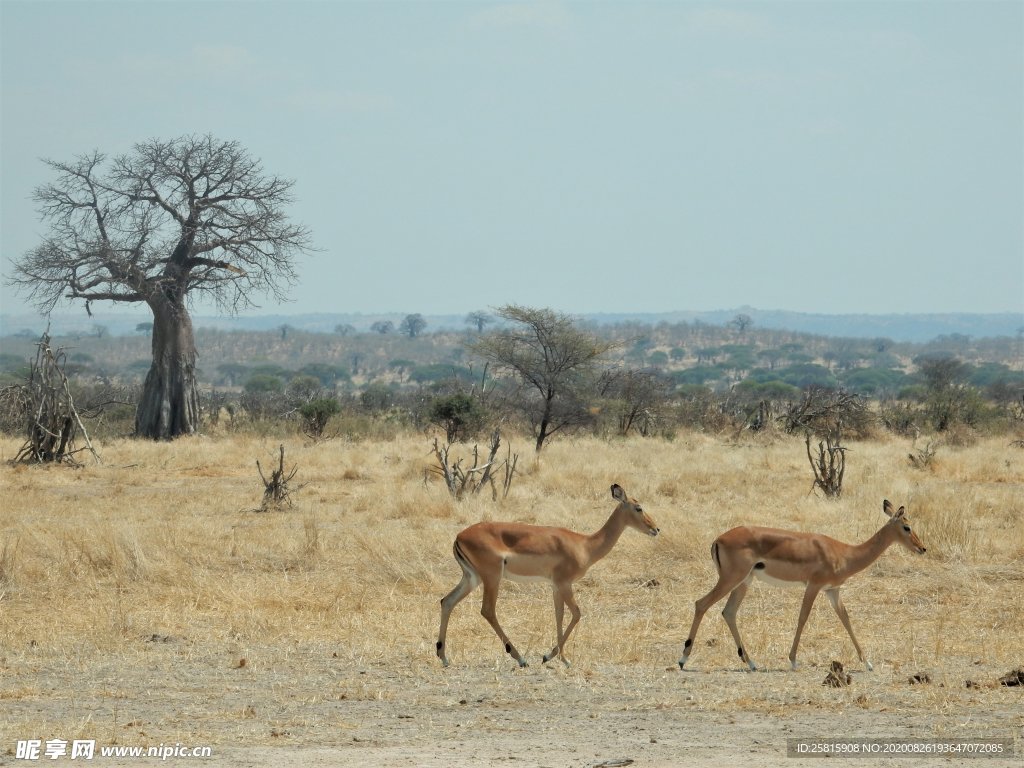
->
xmin=9 ymin=135 xmax=313 ymax=439
xmin=729 ymin=313 xmax=754 ymax=337
xmin=465 ymin=310 xmax=492 ymax=333
xmin=400 ymin=313 xmax=427 ymax=338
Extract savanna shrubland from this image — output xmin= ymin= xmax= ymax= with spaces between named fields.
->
xmin=1 ymin=428 xmax=1021 ymax=746
xmin=2 ymin=429 xmax=1021 ymax=648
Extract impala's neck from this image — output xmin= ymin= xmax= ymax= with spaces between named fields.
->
xmin=585 ymin=507 xmax=630 ymax=565
xmin=843 ymin=522 xmax=900 ymax=579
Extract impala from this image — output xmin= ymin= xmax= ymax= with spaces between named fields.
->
xmin=678 ymin=500 xmax=926 ymax=672
xmin=436 ymin=484 xmax=659 ymax=668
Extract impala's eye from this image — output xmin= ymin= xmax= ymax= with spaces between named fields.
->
xmin=903 ymin=525 xmax=911 ymax=532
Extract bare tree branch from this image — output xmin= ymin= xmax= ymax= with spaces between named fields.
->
xmin=10 ymin=135 xmax=314 ymax=316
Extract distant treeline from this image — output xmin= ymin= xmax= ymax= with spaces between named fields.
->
xmin=3 ymin=307 xmax=1022 ymax=342
xmin=1 ymin=318 xmax=1021 ymax=443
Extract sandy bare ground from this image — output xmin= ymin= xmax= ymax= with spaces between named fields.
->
xmin=2 ymin=649 xmax=1020 ymax=767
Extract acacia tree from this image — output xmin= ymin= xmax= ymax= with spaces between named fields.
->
xmin=469 ymin=305 xmax=617 ymax=452
xmin=914 ymin=354 xmax=979 ymax=431
xmin=9 ymin=135 xmax=312 ymax=439
xmin=599 ymin=368 xmax=672 ymax=437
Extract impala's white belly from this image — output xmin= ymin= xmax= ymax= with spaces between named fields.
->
xmin=502 ymin=570 xmax=553 ymax=585
xmin=752 ymin=570 xmax=806 ymax=589
xmin=500 ymin=552 xmax=557 ymax=584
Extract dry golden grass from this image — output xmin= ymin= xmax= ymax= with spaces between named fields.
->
xmin=0 ymin=430 xmax=1021 ymax=762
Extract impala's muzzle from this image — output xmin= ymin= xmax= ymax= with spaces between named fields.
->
xmin=908 ymin=530 xmax=927 ymax=554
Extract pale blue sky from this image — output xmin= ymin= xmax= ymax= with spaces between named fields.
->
xmin=2 ymin=0 xmax=1022 ymax=320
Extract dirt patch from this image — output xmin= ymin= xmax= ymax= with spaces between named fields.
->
xmin=1 ymin=652 xmax=1020 ymax=767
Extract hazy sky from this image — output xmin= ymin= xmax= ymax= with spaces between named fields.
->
xmin=2 ymin=0 xmax=1022 ymax=321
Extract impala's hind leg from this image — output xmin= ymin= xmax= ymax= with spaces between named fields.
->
xmin=679 ymin=565 xmax=750 ymax=670
xmin=436 ymin=544 xmax=480 ymax=667
xmin=479 ymin=574 xmax=527 ymax=667
xmin=721 ymin=579 xmax=757 ymax=670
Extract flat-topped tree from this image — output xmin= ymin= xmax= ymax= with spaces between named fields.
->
xmin=469 ymin=305 xmax=618 ymax=452
xmin=10 ymin=135 xmax=313 ymax=439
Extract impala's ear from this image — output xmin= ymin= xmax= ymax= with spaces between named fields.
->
xmin=897 ymin=505 xmax=906 ymax=518
xmin=611 ymin=484 xmax=626 ymax=502
xmin=883 ymin=499 xmax=895 ymax=518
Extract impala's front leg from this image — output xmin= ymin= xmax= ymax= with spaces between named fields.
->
xmin=789 ymin=584 xmax=822 ymax=670
xmin=543 ymin=585 xmax=580 ymax=666
xmin=826 ymin=588 xmax=873 ymax=671
xmin=543 ymin=589 xmax=567 ymax=665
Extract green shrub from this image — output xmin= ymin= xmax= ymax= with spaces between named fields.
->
xmin=298 ymin=397 xmax=341 ymax=439
xmin=360 ymin=382 xmax=396 ymax=413
xmin=286 ymin=375 xmax=322 ymax=401
xmin=428 ymin=393 xmax=485 ymax=443
xmin=245 ymin=374 xmax=284 ymax=394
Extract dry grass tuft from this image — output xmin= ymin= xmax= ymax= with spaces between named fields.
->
xmin=0 ymin=534 xmax=19 ymax=597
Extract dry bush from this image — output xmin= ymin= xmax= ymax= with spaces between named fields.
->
xmin=941 ymin=422 xmax=981 ymax=447
xmin=907 ymin=438 xmax=940 ymax=470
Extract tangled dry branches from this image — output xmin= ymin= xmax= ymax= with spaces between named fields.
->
xmin=6 ymin=331 xmax=98 ymax=465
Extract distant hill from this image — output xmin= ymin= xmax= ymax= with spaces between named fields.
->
xmin=1 ymin=307 xmax=1021 ymax=344
xmin=583 ymin=308 xmax=1024 ymax=343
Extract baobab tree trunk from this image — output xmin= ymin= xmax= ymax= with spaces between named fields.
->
xmin=135 ymin=298 xmax=200 ymax=439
